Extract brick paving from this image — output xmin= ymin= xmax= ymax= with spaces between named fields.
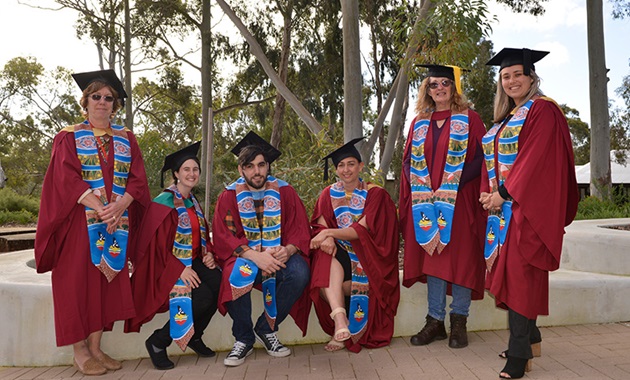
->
xmin=3 ymin=323 xmax=630 ymax=379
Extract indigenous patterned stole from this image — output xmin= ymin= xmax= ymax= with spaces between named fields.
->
xmin=482 ymin=99 xmax=534 ymax=270
xmin=74 ymin=121 xmax=130 ymax=282
xmin=166 ymin=185 xmax=207 ymax=351
xmin=410 ymin=113 xmax=469 ymax=255
xmin=330 ymin=180 xmax=369 ymax=344
xmin=227 ymin=176 xmax=285 ymax=330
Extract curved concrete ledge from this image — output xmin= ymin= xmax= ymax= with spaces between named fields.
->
xmin=561 ymin=218 xmax=630 ymax=275
xmin=3 ymin=218 xmax=630 ymax=366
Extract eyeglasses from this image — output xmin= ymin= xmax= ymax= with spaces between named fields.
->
xmin=428 ymin=80 xmax=453 ymax=89
xmin=90 ymin=94 xmax=115 ymax=102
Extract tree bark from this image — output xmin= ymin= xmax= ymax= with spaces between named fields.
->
xmin=201 ymin=0 xmax=212 ymax=187
xmin=340 ymin=0 xmax=363 ymax=144
xmin=270 ymin=0 xmax=294 ymax=149
xmin=215 ymin=0 xmax=324 ymax=137
xmin=123 ymin=0 xmax=133 ymax=130
xmin=586 ymin=0 xmax=612 ymax=199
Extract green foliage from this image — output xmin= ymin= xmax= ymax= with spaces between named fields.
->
xmin=0 ymin=188 xmax=39 ymax=224
xmin=562 ymin=105 xmax=591 ymax=165
xmin=610 ymin=0 xmax=630 ymax=19
xmin=494 ymin=0 xmax=548 ymax=16
xmin=576 ymin=191 xmax=630 ymax=220
xmin=464 ymin=39 xmax=496 ymax=127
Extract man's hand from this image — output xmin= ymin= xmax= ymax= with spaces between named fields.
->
xmin=320 ymin=236 xmax=337 ymax=256
xmin=244 ymin=249 xmax=286 ymax=275
xmin=203 ymin=252 xmax=217 ymax=269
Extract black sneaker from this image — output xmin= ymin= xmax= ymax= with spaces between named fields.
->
xmin=145 ymin=338 xmax=175 ymax=370
xmin=254 ymin=330 xmax=291 ymax=357
xmin=223 ymin=341 xmax=253 ymax=367
xmin=187 ymin=338 xmax=216 ymax=357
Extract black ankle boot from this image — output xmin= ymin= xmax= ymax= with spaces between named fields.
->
xmin=410 ymin=315 xmax=447 ymax=346
xmin=188 ymin=338 xmax=216 ymax=357
xmin=448 ymin=313 xmax=468 ymax=348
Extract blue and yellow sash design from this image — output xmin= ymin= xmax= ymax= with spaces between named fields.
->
xmin=410 ymin=113 xmax=469 ymax=255
xmin=227 ymin=176 xmax=286 ymax=330
xmin=330 ymin=180 xmax=369 ymax=344
xmin=166 ymin=185 xmax=207 ymax=351
xmin=482 ymin=99 xmax=534 ymax=270
xmin=74 ymin=121 xmax=130 ymax=282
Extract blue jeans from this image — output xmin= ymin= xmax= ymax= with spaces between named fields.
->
xmin=426 ymin=275 xmax=471 ymax=320
xmin=226 ymin=254 xmax=310 ymax=345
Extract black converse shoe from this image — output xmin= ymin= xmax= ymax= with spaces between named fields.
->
xmin=223 ymin=341 xmax=253 ymax=367
xmin=254 ymin=330 xmax=291 ymax=357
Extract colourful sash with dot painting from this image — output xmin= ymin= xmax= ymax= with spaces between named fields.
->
xmin=165 ymin=184 xmax=207 ymax=351
xmin=74 ymin=121 xmax=130 ymax=282
xmin=482 ymin=99 xmax=533 ymax=271
xmin=410 ymin=113 xmax=469 ymax=255
xmin=227 ymin=176 xmax=285 ymax=330
xmin=330 ymin=179 xmax=369 ymax=344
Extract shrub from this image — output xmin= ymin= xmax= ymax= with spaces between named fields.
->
xmin=0 ymin=188 xmax=39 ymax=225
xmin=575 ymin=195 xmax=630 ymax=220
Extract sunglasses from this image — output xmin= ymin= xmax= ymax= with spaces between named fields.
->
xmin=90 ymin=94 xmax=116 ymax=102
xmin=428 ymin=80 xmax=453 ymax=89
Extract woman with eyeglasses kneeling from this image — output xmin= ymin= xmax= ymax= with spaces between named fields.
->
xmin=481 ymin=48 xmax=578 ymax=379
xmin=34 ymin=70 xmax=151 ymax=375
xmin=400 ymin=65 xmax=487 ymax=350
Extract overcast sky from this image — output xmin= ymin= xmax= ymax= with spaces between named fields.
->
xmin=1 ymin=0 xmax=628 ymax=126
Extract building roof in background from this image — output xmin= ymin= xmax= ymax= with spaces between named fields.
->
xmin=575 ymin=150 xmax=630 ymax=184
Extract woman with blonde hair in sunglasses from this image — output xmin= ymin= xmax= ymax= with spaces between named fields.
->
xmin=400 ymin=64 xmax=487 ymax=350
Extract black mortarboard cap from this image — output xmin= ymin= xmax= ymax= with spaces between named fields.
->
xmin=230 ymin=131 xmax=282 ymax=164
xmin=322 ymin=137 xmax=364 ymax=181
xmin=71 ymin=69 xmax=128 ymax=105
xmin=486 ymin=48 xmax=549 ymax=76
xmin=160 ymin=141 xmax=201 ymax=187
xmin=417 ymin=64 xmax=455 ymax=80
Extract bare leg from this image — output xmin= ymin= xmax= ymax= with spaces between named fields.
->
xmin=86 ymin=330 xmax=104 ymax=358
xmin=72 ymin=339 xmax=93 ymax=368
xmin=320 ymin=259 xmax=351 ymax=343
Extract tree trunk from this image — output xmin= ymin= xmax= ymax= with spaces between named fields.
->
xmin=270 ymin=0 xmax=294 ymax=149
xmin=586 ymin=0 xmax=612 ymax=199
xmin=379 ymin=72 xmax=408 ymax=179
xmin=340 ymin=0 xmax=362 ymax=143
xmin=363 ymin=0 xmax=435 ymax=169
xmin=201 ymin=0 xmax=214 ymax=208
xmin=200 ymin=0 xmax=212 ymax=187
xmin=123 ymin=0 xmax=133 ymax=130
xmin=215 ymin=0 xmax=324 ymax=137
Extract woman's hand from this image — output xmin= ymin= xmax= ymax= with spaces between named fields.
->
xmin=202 ymin=252 xmax=217 ymax=269
xmin=480 ymin=191 xmax=504 ymax=211
xmin=101 ymin=193 xmax=134 ymax=234
xmin=180 ymin=266 xmax=201 ymax=288
xmin=320 ymin=236 xmax=337 ymax=256
xmin=310 ymin=230 xmax=330 ymax=250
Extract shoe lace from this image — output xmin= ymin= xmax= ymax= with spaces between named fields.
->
xmin=230 ymin=341 xmax=248 ymax=356
xmin=264 ymin=333 xmax=284 ymax=351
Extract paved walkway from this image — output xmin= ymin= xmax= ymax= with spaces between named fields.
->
xmin=3 ymin=323 xmax=630 ymax=380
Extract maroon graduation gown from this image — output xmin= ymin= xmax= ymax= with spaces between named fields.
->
xmin=310 ymin=184 xmax=400 ymax=353
xmin=483 ymin=98 xmax=579 ymax=319
xmin=212 ymin=183 xmax=312 ymax=335
xmin=125 ymin=202 xmax=212 ymax=332
xmin=34 ymin=128 xmax=150 ymax=346
xmin=400 ymin=109 xmax=487 ymax=300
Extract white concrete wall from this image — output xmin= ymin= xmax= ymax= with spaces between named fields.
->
xmin=2 ymin=217 xmax=630 ymax=367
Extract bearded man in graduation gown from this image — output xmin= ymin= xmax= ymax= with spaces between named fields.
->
xmin=309 ymin=138 xmax=400 ymax=353
xmin=212 ymin=131 xmax=311 ymax=367
xmin=35 ymin=69 xmax=151 ymax=375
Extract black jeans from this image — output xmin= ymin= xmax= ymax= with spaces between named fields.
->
xmin=150 ymin=257 xmax=222 ymax=348
xmin=507 ymin=308 xmax=542 ymax=359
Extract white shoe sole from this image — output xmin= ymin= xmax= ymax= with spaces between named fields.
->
xmin=255 ymin=333 xmax=291 ymax=358
xmin=223 ymin=346 xmax=253 ymax=367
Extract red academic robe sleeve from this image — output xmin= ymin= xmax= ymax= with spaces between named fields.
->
xmin=502 ymin=99 xmax=579 ymax=271
xmin=212 ymin=184 xmax=312 ymax=335
xmin=125 ymin=203 xmax=184 ymax=332
xmin=310 ymin=185 xmax=400 ymax=353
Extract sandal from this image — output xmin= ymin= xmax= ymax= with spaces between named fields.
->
xmin=499 ymin=356 xmax=532 ymax=379
xmin=329 ymin=307 xmax=350 ymax=342
xmin=324 ymin=339 xmax=345 ymax=352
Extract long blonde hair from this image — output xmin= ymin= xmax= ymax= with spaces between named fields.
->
xmin=493 ymin=70 xmax=542 ymax=123
xmin=415 ymin=77 xmax=470 ymax=119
